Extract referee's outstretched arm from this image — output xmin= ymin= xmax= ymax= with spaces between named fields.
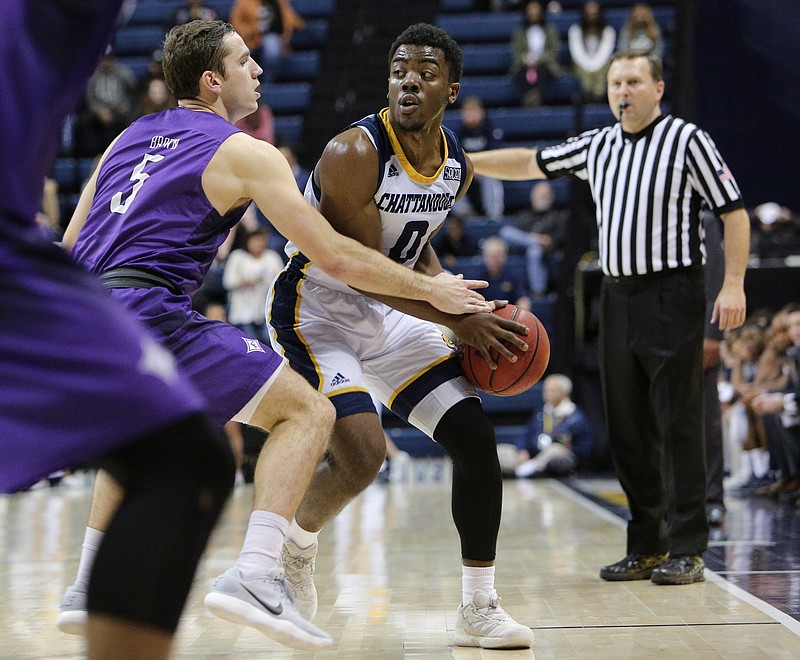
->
xmin=467 ymin=149 xmax=546 ymax=181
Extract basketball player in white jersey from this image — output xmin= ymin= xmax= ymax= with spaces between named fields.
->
xmin=267 ymin=23 xmax=535 ymax=649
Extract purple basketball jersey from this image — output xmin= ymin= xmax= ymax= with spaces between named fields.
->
xmin=72 ymin=109 xmax=248 ymax=297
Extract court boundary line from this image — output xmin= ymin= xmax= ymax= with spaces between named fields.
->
xmin=548 ymin=479 xmax=800 ymax=638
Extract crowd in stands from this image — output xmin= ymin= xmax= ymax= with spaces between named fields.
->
xmin=719 ymin=305 xmax=800 ymax=507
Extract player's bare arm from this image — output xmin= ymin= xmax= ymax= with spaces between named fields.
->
xmin=205 ymin=133 xmax=489 ymax=314
xmin=62 ymin=133 xmax=124 ymax=251
xmin=467 ymin=148 xmax=546 ymax=181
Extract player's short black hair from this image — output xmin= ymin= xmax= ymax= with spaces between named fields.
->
xmin=388 ymin=23 xmax=463 ymax=83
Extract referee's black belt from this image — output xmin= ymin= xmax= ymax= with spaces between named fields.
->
xmin=605 ymin=263 xmax=701 ymax=285
xmin=99 ymin=267 xmax=183 ymax=296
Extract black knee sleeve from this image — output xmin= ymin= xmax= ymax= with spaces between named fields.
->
xmin=88 ymin=413 xmax=234 ymax=632
xmin=433 ymin=398 xmax=502 ymax=562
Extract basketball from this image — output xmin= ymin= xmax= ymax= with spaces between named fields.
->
xmin=457 ymin=306 xmax=550 ymax=396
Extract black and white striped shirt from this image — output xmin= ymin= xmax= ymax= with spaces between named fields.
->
xmin=537 ymin=114 xmax=744 ymax=277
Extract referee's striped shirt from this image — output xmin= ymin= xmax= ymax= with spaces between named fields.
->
xmin=536 ymin=114 xmax=744 ymax=277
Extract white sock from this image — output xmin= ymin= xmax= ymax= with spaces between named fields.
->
xmin=236 ymin=511 xmax=289 ymax=580
xmin=73 ymin=527 xmax=105 ymax=591
xmin=462 ymin=565 xmax=496 ymax=606
xmin=288 ymin=518 xmax=320 ymax=549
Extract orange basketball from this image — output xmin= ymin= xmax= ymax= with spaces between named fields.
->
xmin=457 ymin=305 xmax=550 ymax=396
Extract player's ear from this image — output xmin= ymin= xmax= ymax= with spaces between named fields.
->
xmin=448 ymin=82 xmax=460 ymax=104
xmin=201 ymin=69 xmax=222 ymax=94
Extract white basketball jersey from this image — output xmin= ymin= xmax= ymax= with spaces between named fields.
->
xmin=284 ymin=108 xmax=468 ymax=293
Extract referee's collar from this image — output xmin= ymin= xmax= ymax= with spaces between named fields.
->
xmin=620 ymin=113 xmax=668 ymax=142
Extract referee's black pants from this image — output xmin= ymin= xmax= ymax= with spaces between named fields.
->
xmin=599 ymin=267 xmax=708 ymax=556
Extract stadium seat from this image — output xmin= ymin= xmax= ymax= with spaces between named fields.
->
xmin=480 ymin=381 xmax=543 ymax=416
xmin=458 ymin=76 xmax=523 ymax=108
xmin=276 ymin=51 xmax=321 ymax=82
xmin=292 ymin=0 xmax=335 ymax=19
xmin=435 ymin=12 xmax=522 ymax=43
xmin=461 ymin=44 xmax=512 ymax=76
xmin=273 ymin=115 xmax=304 ymax=143
xmin=580 ymin=104 xmax=616 ymax=131
xmin=488 ymin=106 xmax=576 ymax=140
xmin=117 ymin=55 xmax=152 ymax=81
xmin=114 ymin=25 xmax=166 ymax=57
xmin=290 ymin=19 xmax=329 ymax=51
xmin=267 ymin=82 xmax=311 ymax=114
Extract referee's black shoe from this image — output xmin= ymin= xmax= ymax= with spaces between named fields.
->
xmin=650 ymin=554 xmax=705 ymax=585
xmin=599 ymin=553 xmax=667 ymax=581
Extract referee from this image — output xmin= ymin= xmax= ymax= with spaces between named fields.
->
xmin=469 ymin=49 xmax=749 ymax=584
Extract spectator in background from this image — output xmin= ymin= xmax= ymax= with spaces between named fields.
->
xmin=235 ymin=100 xmax=276 ymax=144
xmin=452 ymin=96 xmax=505 ymax=218
xmin=617 ymin=3 xmax=664 ymax=58
xmin=166 ymin=0 xmax=218 ymax=30
xmin=431 ymin=215 xmax=480 ymax=272
xmin=74 ymin=50 xmax=137 ymax=156
xmin=499 ymin=374 xmax=596 ymax=478
xmin=509 ymin=0 xmax=562 ymax=107
xmin=134 ymin=77 xmax=177 ymax=117
xmin=500 ymin=180 xmax=567 ymax=298
xmin=723 ymin=321 xmax=771 ymax=493
xmin=477 ymin=237 xmax=531 ymax=310
xmin=568 ymin=1 xmax=616 ymax=103
xmin=753 ymin=304 xmax=800 ymax=505
xmin=750 ymin=202 xmax=800 ymax=259
xmin=223 ymin=226 xmax=285 ymax=345
xmin=230 ymin=0 xmax=305 ymax=83
xmin=276 ymin=137 xmax=311 ymax=191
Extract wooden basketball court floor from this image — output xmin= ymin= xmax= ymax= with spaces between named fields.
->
xmin=2 ymin=459 xmax=800 ymax=659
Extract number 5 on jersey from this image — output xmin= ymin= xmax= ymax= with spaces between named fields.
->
xmin=110 ymin=153 xmax=165 ymax=214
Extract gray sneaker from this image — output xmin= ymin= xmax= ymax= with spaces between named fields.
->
xmin=56 ymin=584 xmax=87 ymax=635
xmin=281 ymin=539 xmax=318 ymax=620
xmin=454 ymin=591 xmax=534 ymax=649
xmin=204 ymin=566 xmax=332 ymax=651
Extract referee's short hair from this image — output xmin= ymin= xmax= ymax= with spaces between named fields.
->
xmin=609 ymin=49 xmax=663 ymax=82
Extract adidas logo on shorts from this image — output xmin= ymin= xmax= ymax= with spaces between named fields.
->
xmin=330 ymin=372 xmax=350 ymax=386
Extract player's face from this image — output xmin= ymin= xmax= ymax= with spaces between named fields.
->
xmin=219 ymin=32 xmax=263 ymax=123
xmin=607 ymin=56 xmax=664 ymax=132
xmin=388 ymin=45 xmax=459 ymax=132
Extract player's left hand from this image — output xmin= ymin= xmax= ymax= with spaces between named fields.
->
xmin=429 ymin=272 xmax=493 ymax=315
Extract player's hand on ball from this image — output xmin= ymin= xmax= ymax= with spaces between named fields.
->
xmin=451 ymin=302 xmax=529 ymax=369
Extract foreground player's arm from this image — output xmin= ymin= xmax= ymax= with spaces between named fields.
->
xmin=204 ymin=133 xmax=489 ymax=315
xmin=312 ymin=130 xmax=528 ymax=366
xmin=467 ymin=148 xmax=547 ymax=181
xmin=712 ymin=207 xmax=749 ymax=331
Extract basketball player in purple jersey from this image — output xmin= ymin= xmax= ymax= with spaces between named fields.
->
xmin=58 ymin=19 xmax=491 ymax=651
xmin=0 ymin=2 xmax=234 ymax=658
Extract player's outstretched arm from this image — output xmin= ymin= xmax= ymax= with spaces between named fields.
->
xmin=205 ymin=135 xmax=490 ymax=314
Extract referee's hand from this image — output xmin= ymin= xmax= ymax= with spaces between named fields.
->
xmin=711 ymin=282 xmax=746 ymax=330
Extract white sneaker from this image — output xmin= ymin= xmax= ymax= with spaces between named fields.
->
xmin=204 ymin=566 xmax=332 ymax=651
xmin=281 ymin=539 xmax=318 ymax=620
xmin=454 ymin=591 xmax=534 ymax=649
xmin=56 ymin=584 xmax=87 ymax=635
xmin=515 ymin=458 xmax=540 ymax=479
